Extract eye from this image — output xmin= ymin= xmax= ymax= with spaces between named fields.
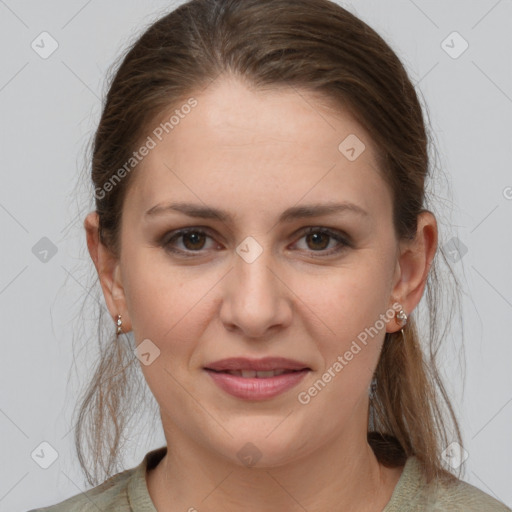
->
xmin=160 ymin=226 xmax=351 ymax=258
xmin=161 ymin=228 xmax=218 ymax=256
xmin=292 ymin=227 xmax=351 ymax=256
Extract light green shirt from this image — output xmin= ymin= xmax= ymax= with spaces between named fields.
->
xmin=27 ymin=446 xmax=511 ymax=511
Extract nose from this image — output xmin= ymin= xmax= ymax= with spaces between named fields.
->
xmin=219 ymin=240 xmax=293 ymax=339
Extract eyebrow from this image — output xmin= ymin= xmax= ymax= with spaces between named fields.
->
xmin=144 ymin=201 xmax=369 ymax=223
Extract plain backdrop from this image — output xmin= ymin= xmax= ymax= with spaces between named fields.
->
xmin=1 ymin=0 xmax=511 ymax=510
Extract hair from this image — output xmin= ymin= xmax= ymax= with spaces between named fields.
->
xmin=72 ymin=0 xmax=466 ymax=488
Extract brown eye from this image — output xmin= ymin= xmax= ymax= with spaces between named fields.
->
xmin=161 ymin=228 xmax=217 ymax=256
xmin=160 ymin=226 xmax=351 ymax=259
xmin=293 ymin=227 xmax=351 ymax=256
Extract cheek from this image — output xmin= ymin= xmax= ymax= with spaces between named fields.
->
xmin=121 ymin=249 xmax=187 ymax=340
xmin=122 ymin=250 xmax=220 ymax=354
xmin=121 ymin=256 xmax=213 ymax=404
xmin=301 ymin=256 xmax=392 ymax=385
xmin=314 ymin=259 xmax=391 ymax=333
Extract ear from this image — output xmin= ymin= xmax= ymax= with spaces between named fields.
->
xmin=84 ymin=211 xmax=131 ymax=333
xmin=387 ymin=210 xmax=438 ymax=333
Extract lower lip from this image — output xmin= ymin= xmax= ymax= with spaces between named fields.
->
xmin=204 ymin=369 xmax=310 ymax=400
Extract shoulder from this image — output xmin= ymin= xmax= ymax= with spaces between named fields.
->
xmin=385 ymin=456 xmax=511 ymax=512
xmin=437 ymin=478 xmax=512 ymax=511
xmin=25 ymin=445 xmax=167 ymax=512
xmin=25 ymin=467 xmax=135 ymax=512
xmin=423 ymin=476 xmax=512 ymax=511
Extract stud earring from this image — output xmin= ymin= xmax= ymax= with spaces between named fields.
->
xmin=396 ymin=309 xmax=407 ymax=327
xmin=116 ymin=314 xmax=122 ymax=337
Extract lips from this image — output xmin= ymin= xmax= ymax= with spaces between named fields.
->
xmin=203 ymin=357 xmax=311 ymax=399
xmin=205 ymin=369 xmax=310 ymax=400
xmin=204 ymin=357 xmax=311 ymax=400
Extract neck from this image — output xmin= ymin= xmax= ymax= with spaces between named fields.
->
xmin=148 ymin=410 xmax=399 ymax=512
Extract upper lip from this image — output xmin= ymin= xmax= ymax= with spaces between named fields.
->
xmin=204 ymin=357 xmax=311 ymax=372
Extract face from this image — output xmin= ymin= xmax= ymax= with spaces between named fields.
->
xmin=91 ymin=75 xmax=418 ymax=467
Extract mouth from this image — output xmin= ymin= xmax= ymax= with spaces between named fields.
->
xmin=204 ymin=356 xmax=311 ymax=373
xmin=203 ymin=358 xmax=311 ymax=400
xmin=206 ymin=368 xmax=307 ymax=378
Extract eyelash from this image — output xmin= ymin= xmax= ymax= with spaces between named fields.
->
xmin=159 ymin=226 xmax=352 ymax=258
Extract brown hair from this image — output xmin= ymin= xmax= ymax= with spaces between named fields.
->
xmin=74 ymin=0 xmax=465 ymax=487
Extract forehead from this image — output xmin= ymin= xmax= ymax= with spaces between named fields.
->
xmin=125 ymin=76 xmax=392 ymax=225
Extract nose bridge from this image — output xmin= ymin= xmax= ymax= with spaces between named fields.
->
xmin=235 ymin=234 xmax=279 ymax=304
xmin=221 ymin=234 xmax=290 ymax=336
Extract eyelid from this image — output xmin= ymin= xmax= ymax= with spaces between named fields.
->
xmin=298 ymin=226 xmax=352 ymax=245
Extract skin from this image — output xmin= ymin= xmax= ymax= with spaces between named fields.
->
xmin=85 ymin=75 xmax=437 ymax=511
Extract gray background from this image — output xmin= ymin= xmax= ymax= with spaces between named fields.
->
xmin=1 ymin=0 xmax=511 ymax=510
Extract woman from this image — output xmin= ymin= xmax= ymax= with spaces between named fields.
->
xmin=29 ymin=0 xmax=510 ymax=510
